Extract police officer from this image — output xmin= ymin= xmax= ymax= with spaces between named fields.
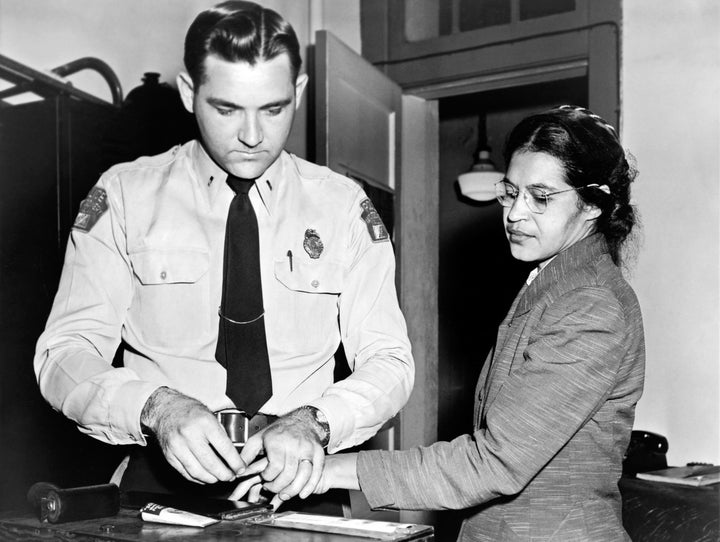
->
xmin=34 ymin=0 xmax=413 ymax=508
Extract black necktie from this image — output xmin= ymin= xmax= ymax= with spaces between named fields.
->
xmin=215 ymin=175 xmax=272 ymax=416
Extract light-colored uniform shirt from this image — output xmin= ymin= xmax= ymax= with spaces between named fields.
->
xmin=34 ymin=141 xmax=414 ymax=453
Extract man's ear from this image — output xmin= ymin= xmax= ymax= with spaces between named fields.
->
xmin=294 ymin=73 xmax=309 ymax=110
xmin=177 ymin=72 xmax=195 ymax=114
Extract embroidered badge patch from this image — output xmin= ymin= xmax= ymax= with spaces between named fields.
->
xmin=303 ymin=228 xmax=324 ymax=259
xmin=360 ymin=198 xmax=389 ymax=243
xmin=73 ymin=186 xmax=108 ymax=233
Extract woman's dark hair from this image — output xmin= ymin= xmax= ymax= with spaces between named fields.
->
xmin=184 ymin=1 xmax=302 ymax=85
xmin=503 ymin=105 xmax=638 ymax=265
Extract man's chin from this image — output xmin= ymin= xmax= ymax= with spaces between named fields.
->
xmin=227 ymin=163 xmax=270 ymax=180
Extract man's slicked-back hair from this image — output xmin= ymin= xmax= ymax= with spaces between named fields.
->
xmin=184 ymin=1 xmax=302 ymax=85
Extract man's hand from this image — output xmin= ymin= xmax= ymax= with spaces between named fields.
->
xmin=229 ymin=407 xmax=327 ymax=503
xmin=141 ymin=387 xmax=244 ymax=484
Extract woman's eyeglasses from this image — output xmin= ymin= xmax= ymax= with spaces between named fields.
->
xmin=495 ymin=180 xmax=599 ymax=214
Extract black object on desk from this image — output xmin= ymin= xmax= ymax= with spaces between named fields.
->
xmin=620 ymin=475 xmax=719 ymax=542
xmin=27 ymin=482 xmax=120 ymax=524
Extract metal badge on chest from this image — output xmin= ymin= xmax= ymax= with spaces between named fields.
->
xmin=303 ymin=228 xmax=324 ymax=259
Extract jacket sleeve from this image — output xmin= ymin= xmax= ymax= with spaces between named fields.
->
xmin=34 ymin=175 xmax=159 ymax=445
xmin=309 ymin=191 xmax=414 ymax=453
xmin=356 ymin=286 xmax=627 ymax=510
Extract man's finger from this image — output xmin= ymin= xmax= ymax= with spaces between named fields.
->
xmin=299 ymin=448 xmax=325 ymax=499
xmin=205 ymin=425 xmax=245 ymax=476
xmin=163 ymin=439 xmax=218 ymax=484
xmin=242 ymin=458 xmax=269 ymax=477
xmin=248 ymin=483 xmax=264 ymax=504
xmin=239 ymin=431 xmax=266 ymax=466
xmin=228 ymin=474 xmax=263 ymax=501
xmin=260 ymin=448 xmax=297 ymax=491
xmin=269 ymin=494 xmax=284 ymax=511
xmin=277 ymin=456 xmax=314 ymax=501
xmin=165 ymin=451 xmax=200 ymax=484
xmin=259 ymin=445 xmax=290 ymax=484
xmin=189 ymin=439 xmax=237 ymax=482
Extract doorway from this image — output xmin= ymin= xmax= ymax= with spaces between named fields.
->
xmin=435 ymin=76 xmax=588 ymax=540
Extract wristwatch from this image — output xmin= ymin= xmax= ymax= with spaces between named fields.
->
xmin=301 ymin=405 xmax=330 ymax=447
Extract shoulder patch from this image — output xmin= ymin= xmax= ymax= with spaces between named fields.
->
xmin=360 ymin=198 xmax=389 ymax=243
xmin=73 ymin=187 xmax=108 ymax=233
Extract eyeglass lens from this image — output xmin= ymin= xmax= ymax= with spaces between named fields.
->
xmin=495 ymin=182 xmax=548 ymax=213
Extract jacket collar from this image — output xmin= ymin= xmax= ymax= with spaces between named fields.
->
xmin=513 ymin=234 xmax=610 ymax=317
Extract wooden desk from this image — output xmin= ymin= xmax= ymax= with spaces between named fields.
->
xmin=620 ymin=476 xmax=719 ymax=542
xmin=0 ymin=510 xmax=433 ymax=542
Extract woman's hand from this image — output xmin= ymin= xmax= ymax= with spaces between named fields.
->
xmin=229 ymin=452 xmax=361 ymax=508
xmin=314 ymin=453 xmax=360 ymax=493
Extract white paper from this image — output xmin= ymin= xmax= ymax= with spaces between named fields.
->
xmin=276 ymin=513 xmax=413 ymax=534
xmin=140 ymin=503 xmax=219 ymax=528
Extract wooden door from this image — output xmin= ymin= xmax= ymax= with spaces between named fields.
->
xmin=315 ymin=30 xmax=402 ymax=456
xmin=315 ymin=30 xmax=401 ymax=193
xmin=314 ymin=31 xmax=439 ymax=527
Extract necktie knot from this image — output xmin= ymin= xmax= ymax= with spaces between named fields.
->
xmin=227 ymin=175 xmax=254 ymax=196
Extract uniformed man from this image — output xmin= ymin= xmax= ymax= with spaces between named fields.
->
xmin=34 ymin=0 xmax=413 ymax=510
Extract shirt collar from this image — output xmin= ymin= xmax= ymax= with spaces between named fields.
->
xmin=192 ymin=141 xmax=228 ymax=198
xmin=191 ymin=141 xmax=285 ymax=215
xmin=525 ymin=255 xmax=557 ymax=285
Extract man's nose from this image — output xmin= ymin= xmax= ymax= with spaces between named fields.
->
xmin=237 ymin=114 xmax=263 ymax=147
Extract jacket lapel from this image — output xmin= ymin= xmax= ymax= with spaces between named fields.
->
xmin=479 ymin=235 xmax=608 ymax=418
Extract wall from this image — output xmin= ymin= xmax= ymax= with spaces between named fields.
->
xmin=2 ymin=0 xmax=717 ymax=473
xmin=623 ymin=0 xmax=720 ymax=465
xmin=0 ymin=0 xmax=361 ymax=157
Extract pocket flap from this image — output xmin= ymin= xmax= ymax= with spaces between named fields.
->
xmin=274 ymin=259 xmax=345 ymax=294
xmin=130 ymin=248 xmax=209 ymax=285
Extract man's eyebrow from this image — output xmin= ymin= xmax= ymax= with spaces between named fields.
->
xmin=206 ymin=97 xmax=239 ymax=108
xmin=205 ymin=97 xmax=293 ymax=109
xmin=260 ymin=97 xmax=293 ymax=109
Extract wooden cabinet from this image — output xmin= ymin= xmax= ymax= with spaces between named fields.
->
xmin=0 ymin=95 xmax=128 ymax=512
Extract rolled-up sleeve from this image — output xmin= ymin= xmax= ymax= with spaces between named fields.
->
xmin=356 ymin=286 xmax=627 ymax=510
xmin=34 ymin=175 xmax=159 ymax=445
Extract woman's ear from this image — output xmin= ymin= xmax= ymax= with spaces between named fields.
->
xmin=585 ymin=204 xmax=603 ymax=221
xmin=585 ymin=184 xmax=610 ymax=221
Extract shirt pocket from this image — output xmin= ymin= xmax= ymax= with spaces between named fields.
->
xmin=269 ymin=258 xmax=346 ymax=352
xmin=273 ymin=258 xmax=345 ymax=294
xmin=128 ymin=248 xmax=210 ymax=348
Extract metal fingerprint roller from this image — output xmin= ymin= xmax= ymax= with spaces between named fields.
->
xmin=27 ymin=482 xmax=120 ymax=523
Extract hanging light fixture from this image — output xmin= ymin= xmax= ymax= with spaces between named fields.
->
xmin=457 ymin=113 xmax=504 ymax=202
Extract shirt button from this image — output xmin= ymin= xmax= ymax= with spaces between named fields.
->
xmin=311 ymin=280 xmax=319 ymax=289
xmin=160 ymin=271 xmax=167 ymax=280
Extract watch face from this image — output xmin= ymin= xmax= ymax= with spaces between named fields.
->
xmin=314 ymin=408 xmax=328 ymax=423
xmin=304 ymin=406 xmax=329 ymax=446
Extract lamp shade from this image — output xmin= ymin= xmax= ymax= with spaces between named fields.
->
xmin=458 ymin=149 xmax=504 ymax=201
